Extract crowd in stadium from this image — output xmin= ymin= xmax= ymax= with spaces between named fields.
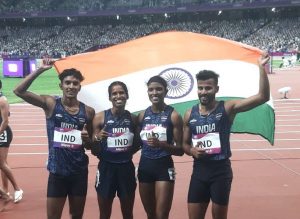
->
xmin=0 ymin=0 xmax=271 ymax=12
xmin=0 ymin=0 xmax=299 ymax=59
xmin=0 ymin=16 xmax=299 ymax=59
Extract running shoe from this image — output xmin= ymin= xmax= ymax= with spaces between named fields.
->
xmin=14 ymin=189 xmax=23 ymax=203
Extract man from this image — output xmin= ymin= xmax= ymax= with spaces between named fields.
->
xmin=183 ymin=53 xmax=270 ymax=219
xmin=14 ymin=60 xmax=95 ymax=219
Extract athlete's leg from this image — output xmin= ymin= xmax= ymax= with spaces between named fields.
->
xmin=97 ymin=195 xmax=114 ymax=219
xmin=210 ymin=176 xmax=232 ymax=219
xmin=155 ymin=181 xmax=174 ymax=219
xmin=47 ymin=197 xmax=67 ymax=219
xmin=119 ymin=194 xmax=135 ymax=219
xmin=0 ymin=147 xmax=20 ymax=191
xmin=0 ymin=187 xmax=12 ymax=212
xmin=188 ymin=202 xmax=209 ymax=219
xmin=1 ymin=146 xmax=9 ymax=193
xmin=211 ymin=202 xmax=228 ymax=219
xmin=1 ymin=170 xmax=8 ymax=193
xmin=68 ymin=195 xmax=86 ymax=219
xmin=139 ymin=182 xmax=156 ymax=219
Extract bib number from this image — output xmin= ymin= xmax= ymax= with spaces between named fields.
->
xmin=53 ymin=128 xmax=82 ymax=149
xmin=0 ymin=131 xmax=7 ymax=143
xmin=192 ymin=132 xmax=221 ymax=154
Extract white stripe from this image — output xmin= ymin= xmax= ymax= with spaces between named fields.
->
xmin=274 ymin=99 xmax=300 ymax=102
xmin=276 ymin=119 xmax=300 ymax=121
xmin=275 ymin=114 xmax=300 ymax=117
xmin=276 ymin=124 xmax=300 ymax=127
xmin=80 ymin=60 xmax=261 ymax=112
xmin=13 ymin=136 xmax=47 ymax=138
xmin=231 ymin=138 xmax=300 ymax=142
xmin=275 ymin=110 xmax=300 ymax=112
xmin=11 ymin=144 xmax=48 ymax=146
xmin=10 ymin=129 xmax=45 ymax=131
xmin=275 ymin=131 xmax=300 ymax=133
xmin=232 ymin=148 xmax=300 ymax=151
xmin=10 ymin=124 xmax=45 ymax=126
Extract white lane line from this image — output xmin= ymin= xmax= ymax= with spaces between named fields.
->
xmin=254 ymin=150 xmax=300 ymax=176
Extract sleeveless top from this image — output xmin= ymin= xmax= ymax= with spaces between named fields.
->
xmin=97 ymin=109 xmax=135 ymax=163
xmin=140 ymin=105 xmax=174 ymax=159
xmin=188 ymin=101 xmax=232 ymax=162
xmin=46 ymin=98 xmax=88 ymax=176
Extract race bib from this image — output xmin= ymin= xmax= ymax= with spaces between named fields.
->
xmin=53 ymin=127 xmax=82 ymax=149
xmin=140 ymin=125 xmax=167 ymax=142
xmin=192 ymin=132 xmax=221 ymax=154
xmin=0 ymin=130 xmax=7 ymax=143
xmin=106 ymin=131 xmax=134 ymax=152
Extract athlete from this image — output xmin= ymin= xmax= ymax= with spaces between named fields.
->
xmin=92 ymin=81 xmax=139 ymax=219
xmin=183 ymin=53 xmax=270 ymax=219
xmin=0 ymin=80 xmax=23 ymax=203
xmin=14 ymin=61 xmax=95 ymax=219
xmin=137 ymin=75 xmax=183 ymax=219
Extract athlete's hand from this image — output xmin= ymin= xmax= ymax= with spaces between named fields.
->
xmin=190 ymin=143 xmax=206 ymax=159
xmin=147 ymin=131 xmax=160 ymax=147
xmin=94 ymin=125 xmax=108 ymax=141
xmin=40 ymin=57 xmax=54 ymax=71
xmin=258 ymin=52 xmax=270 ymax=67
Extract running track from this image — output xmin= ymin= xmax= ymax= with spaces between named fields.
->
xmin=1 ymin=66 xmax=300 ymax=219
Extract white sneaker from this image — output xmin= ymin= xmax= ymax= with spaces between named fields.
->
xmin=14 ymin=189 xmax=23 ymax=203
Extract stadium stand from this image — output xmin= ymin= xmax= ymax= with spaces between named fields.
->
xmin=0 ymin=0 xmax=299 ymax=58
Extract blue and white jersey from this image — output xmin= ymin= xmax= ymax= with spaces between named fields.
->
xmin=97 ymin=109 xmax=134 ymax=163
xmin=188 ymin=101 xmax=232 ymax=161
xmin=46 ymin=98 xmax=88 ymax=176
xmin=140 ymin=105 xmax=174 ymax=159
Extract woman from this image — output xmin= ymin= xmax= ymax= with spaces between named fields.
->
xmin=0 ymin=80 xmax=23 ymax=203
xmin=137 ymin=75 xmax=183 ymax=219
xmin=92 ymin=81 xmax=139 ymax=219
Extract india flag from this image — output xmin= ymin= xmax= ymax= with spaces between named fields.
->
xmin=54 ymin=31 xmax=275 ymax=145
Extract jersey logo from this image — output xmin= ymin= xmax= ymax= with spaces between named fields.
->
xmin=189 ymin=119 xmax=197 ymax=124
xmin=144 ymin=116 xmax=151 ymax=120
xmin=55 ymin=114 xmax=63 ymax=118
xmin=216 ymin=113 xmax=222 ymax=120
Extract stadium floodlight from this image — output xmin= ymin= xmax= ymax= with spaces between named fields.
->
xmin=218 ymin=10 xmax=222 ymax=15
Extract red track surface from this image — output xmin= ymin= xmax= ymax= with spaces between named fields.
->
xmin=1 ymin=66 xmax=300 ymax=219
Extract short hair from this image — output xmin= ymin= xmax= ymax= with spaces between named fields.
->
xmin=196 ymin=70 xmax=219 ymax=85
xmin=59 ymin=68 xmax=84 ymax=82
xmin=0 ymin=80 xmax=2 ymax=89
xmin=108 ymin=81 xmax=129 ymax=99
xmin=147 ymin=75 xmax=168 ymax=92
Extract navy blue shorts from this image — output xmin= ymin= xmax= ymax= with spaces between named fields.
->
xmin=47 ymin=171 xmax=88 ymax=198
xmin=188 ymin=159 xmax=233 ymax=205
xmin=0 ymin=126 xmax=13 ymax=148
xmin=138 ymin=155 xmax=175 ymax=183
xmin=95 ymin=160 xmax=136 ymax=199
